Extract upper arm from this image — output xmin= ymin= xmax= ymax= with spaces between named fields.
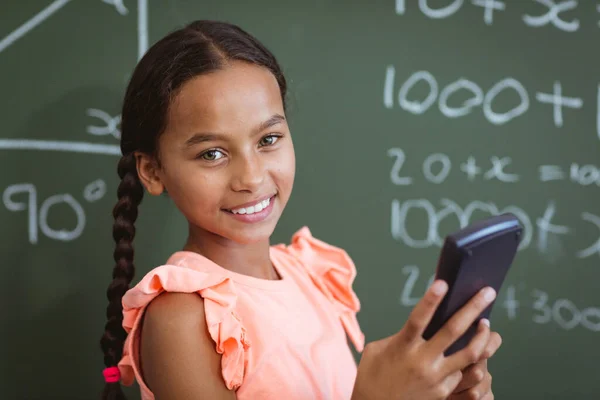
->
xmin=139 ymin=292 xmax=237 ymax=400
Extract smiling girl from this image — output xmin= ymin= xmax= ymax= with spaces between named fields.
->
xmin=99 ymin=20 xmax=502 ymax=400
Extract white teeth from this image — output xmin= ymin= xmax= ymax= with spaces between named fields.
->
xmin=231 ymin=197 xmax=271 ymax=215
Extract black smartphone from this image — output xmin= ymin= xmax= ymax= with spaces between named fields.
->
xmin=422 ymin=213 xmax=523 ymax=356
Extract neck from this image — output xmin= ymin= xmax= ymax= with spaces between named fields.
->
xmin=182 ymin=225 xmax=280 ymax=281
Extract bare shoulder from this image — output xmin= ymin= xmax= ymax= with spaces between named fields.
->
xmin=140 ymin=292 xmax=236 ymax=400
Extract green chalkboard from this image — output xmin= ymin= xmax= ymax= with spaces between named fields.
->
xmin=1 ymin=1 xmax=599 ymax=399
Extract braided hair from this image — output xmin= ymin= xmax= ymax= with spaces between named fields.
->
xmin=99 ymin=20 xmax=287 ymax=399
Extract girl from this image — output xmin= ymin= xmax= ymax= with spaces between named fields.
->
xmin=99 ymin=20 xmax=502 ymax=400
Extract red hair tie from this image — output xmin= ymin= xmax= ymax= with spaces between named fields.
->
xmin=103 ymin=366 xmax=121 ymax=383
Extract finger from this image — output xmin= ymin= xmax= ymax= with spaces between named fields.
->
xmin=429 ymin=287 xmax=496 ymax=353
xmin=481 ymin=392 xmax=494 ymax=400
xmin=398 ymin=280 xmax=448 ymax=342
xmin=480 ymin=332 xmax=502 ymax=360
xmin=438 ymin=370 xmax=463 ymax=399
xmin=444 ymin=318 xmax=491 ymax=373
xmin=448 ymin=372 xmax=492 ymax=400
xmin=451 ymin=360 xmax=487 ymax=393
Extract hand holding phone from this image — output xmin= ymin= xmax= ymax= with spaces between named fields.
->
xmin=422 ymin=213 xmax=523 ymax=356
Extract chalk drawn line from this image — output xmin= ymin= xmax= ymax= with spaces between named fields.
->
xmin=0 ymin=139 xmax=120 ymax=155
xmin=0 ymin=0 xmax=72 ymax=54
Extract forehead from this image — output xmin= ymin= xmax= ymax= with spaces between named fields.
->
xmin=166 ymin=61 xmax=284 ymax=136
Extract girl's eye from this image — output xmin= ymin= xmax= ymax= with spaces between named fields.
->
xmin=259 ymin=134 xmax=281 ymax=147
xmin=200 ymin=149 xmax=224 ymax=161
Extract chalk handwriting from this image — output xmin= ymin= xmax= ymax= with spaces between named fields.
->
xmin=438 ymin=78 xmax=484 ymax=118
xmin=597 ymin=84 xmax=600 ymax=140
xmin=577 ymin=212 xmax=600 ymax=259
xmin=400 ymin=268 xmax=600 ymax=332
xmin=2 ymin=181 xmax=105 ymax=244
xmin=385 ymin=69 xmax=530 ymax=125
xmin=570 ymin=164 xmax=600 ymax=186
xmin=531 ymin=289 xmax=600 ymax=331
xmin=38 ymin=194 xmax=85 ymax=241
xmin=422 ymin=153 xmax=451 ymax=184
xmin=388 ymin=150 xmax=529 ymax=184
xmin=535 ymin=81 xmax=583 ymax=128
xmin=539 ymin=165 xmax=566 ymax=182
xmin=471 ymin=0 xmax=506 ymax=25
xmin=83 ymin=179 xmax=107 ymax=203
xmin=102 ymin=0 xmax=129 ymax=15
xmin=387 ymin=148 xmax=413 ymax=185
xmin=483 ymin=156 xmax=520 ymax=183
xmin=399 ymin=265 xmax=432 ymax=306
xmin=483 ymin=78 xmax=530 ymax=125
xmin=523 ymin=0 xmax=579 ymax=32
xmin=385 ymin=69 xmax=598 ymax=139
xmin=395 ymin=0 xmax=464 ymax=18
xmin=3 ymin=184 xmax=38 ymax=244
xmin=395 ymin=70 xmax=438 ymax=114
xmin=395 ymin=0 xmax=590 ymax=29
xmin=460 ymin=156 xmax=482 ymax=181
xmin=390 ymin=198 xmax=534 ymax=251
xmin=535 ymin=202 xmax=570 ymax=255
xmin=502 ymin=285 xmax=520 ymax=320
xmin=86 ymin=108 xmax=121 ymax=139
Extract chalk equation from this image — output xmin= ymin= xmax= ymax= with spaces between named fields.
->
xmin=399 ymin=265 xmax=600 ymax=332
xmin=395 ymin=0 xmax=590 ymax=31
xmin=2 ymin=180 xmax=106 ymax=244
xmin=387 ymin=147 xmax=600 ymax=186
xmin=383 ymin=69 xmax=599 ymax=140
xmin=0 ymin=107 xmax=121 ymax=244
xmin=86 ymin=108 xmax=121 ymax=139
xmin=390 ymin=198 xmax=600 ymax=259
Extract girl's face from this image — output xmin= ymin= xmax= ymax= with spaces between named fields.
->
xmin=137 ymin=60 xmax=295 ymax=245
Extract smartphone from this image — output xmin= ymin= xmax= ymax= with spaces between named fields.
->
xmin=422 ymin=213 xmax=523 ymax=356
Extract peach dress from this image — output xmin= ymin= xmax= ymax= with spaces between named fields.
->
xmin=117 ymin=227 xmax=365 ymax=400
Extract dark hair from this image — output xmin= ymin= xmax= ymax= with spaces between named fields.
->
xmin=99 ymin=20 xmax=287 ymax=399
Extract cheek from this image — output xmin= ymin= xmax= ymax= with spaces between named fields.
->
xmin=273 ymin=146 xmax=296 ymax=195
xmin=162 ymin=164 xmax=225 ymax=212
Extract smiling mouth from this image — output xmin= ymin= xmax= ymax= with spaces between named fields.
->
xmin=224 ymin=195 xmax=276 ymax=215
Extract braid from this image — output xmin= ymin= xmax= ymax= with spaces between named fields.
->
xmin=100 ymin=153 xmax=144 ymax=400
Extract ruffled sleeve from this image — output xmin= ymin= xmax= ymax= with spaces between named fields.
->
xmin=283 ymin=226 xmax=365 ymax=352
xmin=117 ymin=263 xmax=250 ymax=394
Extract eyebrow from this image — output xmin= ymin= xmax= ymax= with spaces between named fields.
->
xmin=183 ymin=114 xmax=286 ymax=148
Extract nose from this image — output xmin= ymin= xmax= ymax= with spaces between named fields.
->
xmin=230 ymin=153 xmax=265 ymax=192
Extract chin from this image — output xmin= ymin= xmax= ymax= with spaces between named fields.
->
xmin=223 ymin=222 xmax=277 ymax=245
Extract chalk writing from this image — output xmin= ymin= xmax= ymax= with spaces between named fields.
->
xmin=523 ymin=0 xmax=579 ymax=32
xmin=471 ymin=0 xmax=506 ymax=25
xmin=483 ymin=156 xmax=519 ymax=183
xmin=86 ymin=108 xmax=121 ymax=139
xmin=535 ymin=81 xmax=583 ymax=128
xmin=2 ymin=180 xmax=106 ymax=244
xmin=578 ymin=212 xmax=600 ymax=259
xmin=460 ymin=157 xmax=482 ymax=181
xmin=389 ymin=148 xmax=599 ymax=186
xmin=384 ymin=69 xmax=531 ymax=125
xmin=396 ymin=0 xmax=589 ymax=30
xmin=539 ymin=165 xmax=566 ymax=182
xmin=400 ymin=265 xmax=600 ymax=332
xmin=390 ymin=197 xmax=535 ymax=252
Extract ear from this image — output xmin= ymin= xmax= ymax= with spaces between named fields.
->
xmin=134 ymin=151 xmax=165 ymax=196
